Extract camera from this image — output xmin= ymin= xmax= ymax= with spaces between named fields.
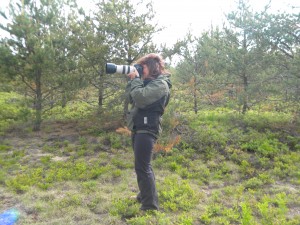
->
xmin=105 ymin=63 xmax=143 ymax=76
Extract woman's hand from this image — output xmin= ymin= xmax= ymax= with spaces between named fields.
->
xmin=127 ymin=68 xmax=140 ymax=80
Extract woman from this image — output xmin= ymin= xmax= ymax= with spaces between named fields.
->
xmin=126 ymin=53 xmax=172 ymax=211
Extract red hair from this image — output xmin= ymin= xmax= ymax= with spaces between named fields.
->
xmin=136 ymin=53 xmax=169 ymax=79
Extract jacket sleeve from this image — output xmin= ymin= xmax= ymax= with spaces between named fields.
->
xmin=125 ymin=81 xmax=134 ymax=104
xmin=130 ymin=78 xmax=169 ymax=109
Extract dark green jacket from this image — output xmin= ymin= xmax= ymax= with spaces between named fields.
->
xmin=126 ymin=75 xmax=172 ymax=137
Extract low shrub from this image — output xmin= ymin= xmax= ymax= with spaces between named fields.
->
xmin=241 ymin=137 xmax=289 ymax=158
xmin=159 ymin=176 xmax=199 ymax=212
xmin=0 ymin=92 xmax=32 ymax=133
xmin=5 ymin=159 xmax=112 ymax=193
xmin=110 ymin=198 xmax=139 ymax=219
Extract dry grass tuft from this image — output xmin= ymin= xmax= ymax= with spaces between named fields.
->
xmin=154 ymin=135 xmax=181 ymax=153
xmin=115 ymin=126 xmax=131 ymax=136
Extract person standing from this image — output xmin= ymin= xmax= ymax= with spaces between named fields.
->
xmin=126 ymin=53 xmax=172 ymax=211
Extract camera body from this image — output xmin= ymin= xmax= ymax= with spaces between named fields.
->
xmin=106 ymin=63 xmax=143 ymax=77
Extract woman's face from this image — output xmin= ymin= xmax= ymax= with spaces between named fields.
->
xmin=142 ymin=64 xmax=149 ymax=79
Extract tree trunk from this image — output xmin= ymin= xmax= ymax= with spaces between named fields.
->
xmin=193 ymin=76 xmax=198 ymax=114
xmin=98 ymin=71 xmax=104 ymax=114
xmin=296 ymin=84 xmax=299 ymax=102
xmin=242 ymin=31 xmax=248 ymax=114
xmin=242 ymin=74 xmax=248 ymax=114
xmin=61 ymin=92 xmax=67 ymax=108
xmin=33 ymin=69 xmax=42 ymax=131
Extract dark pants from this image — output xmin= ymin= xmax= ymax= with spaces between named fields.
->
xmin=132 ymin=133 xmax=159 ymax=210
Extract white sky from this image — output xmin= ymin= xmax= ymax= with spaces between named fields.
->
xmin=1 ymin=0 xmax=299 ymax=47
xmin=150 ymin=0 xmax=299 ymax=47
xmin=151 ymin=0 xmax=234 ymax=46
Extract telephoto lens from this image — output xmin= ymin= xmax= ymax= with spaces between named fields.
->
xmin=105 ymin=63 xmax=135 ymax=74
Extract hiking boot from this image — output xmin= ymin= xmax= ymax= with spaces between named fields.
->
xmin=129 ymin=193 xmax=142 ymax=203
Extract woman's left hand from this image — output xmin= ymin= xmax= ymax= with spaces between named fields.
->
xmin=128 ymin=69 xmax=140 ymax=80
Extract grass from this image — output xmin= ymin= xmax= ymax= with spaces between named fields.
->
xmin=0 ymin=101 xmax=300 ymax=224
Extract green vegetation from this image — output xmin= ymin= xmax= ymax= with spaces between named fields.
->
xmin=0 ymin=94 xmax=299 ymax=224
xmin=0 ymin=92 xmax=32 ymax=134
